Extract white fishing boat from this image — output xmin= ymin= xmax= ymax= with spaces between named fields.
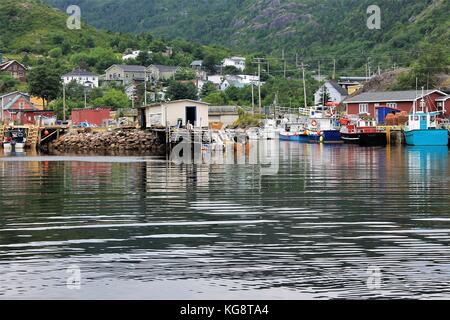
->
xmin=260 ymin=119 xmax=278 ymax=140
xmin=247 ymin=127 xmax=260 ymax=140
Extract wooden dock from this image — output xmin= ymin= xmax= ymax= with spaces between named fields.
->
xmin=1 ymin=124 xmax=69 ymax=149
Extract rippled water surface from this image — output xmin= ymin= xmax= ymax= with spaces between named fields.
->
xmin=1 ymin=143 xmax=450 ymax=299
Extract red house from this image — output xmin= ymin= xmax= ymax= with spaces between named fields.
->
xmin=71 ymin=108 xmax=112 ymax=126
xmin=344 ymin=90 xmax=450 ymax=120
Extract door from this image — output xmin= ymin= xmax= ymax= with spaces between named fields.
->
xmin=185 ymin=106 xmax=197 ymax=126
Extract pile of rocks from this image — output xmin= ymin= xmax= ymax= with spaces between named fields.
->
xmin=51 ymin=129 xmax=165 ymax=153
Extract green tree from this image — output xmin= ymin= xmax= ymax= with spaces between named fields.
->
xmin=203 ymin=54 xmax=218 ymax=74
xmin=92 ymin=88 xmax=129 ymax=109
xmin=223 ymin=65 xmax=240 ymax=75
xmin=0 ymin=73 xmax=20 ymax=94
xmin=28 ymin=63 xmax=61 ymax=108
xmin=174 ymin=68 xmax=196 ymax=80
xmin=166 ymin=81 xmax=198 ymax=100
xmin=203 ymin=92 xmax=228 ymax=105
xmin=200 ymin=81 xmax=217 ymax=97
xmin=136 ymin=51 xmax=152 ymax=66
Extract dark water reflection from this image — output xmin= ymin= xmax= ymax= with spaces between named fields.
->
xmin=0 ymin=143 xmax=449 ymax=299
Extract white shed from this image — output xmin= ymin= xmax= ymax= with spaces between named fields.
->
xmin=142 ymin=99 xmax=209 ymax=128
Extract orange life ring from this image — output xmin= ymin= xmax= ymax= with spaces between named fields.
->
xmin=311 ymin=120 xmax=318 ymax=127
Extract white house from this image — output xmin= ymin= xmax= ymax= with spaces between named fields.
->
xmin=122 ymin=50 xmax=152 ymax=61
xmin=314 ymin=80 xmax=348 ymax=105
xmin=222 ymin=57 xmax=246 ymax=71
xmin=62 ymin=69 xmax=99 ymax=88
xmin=142 ymin=99 xmax=209 ymax=128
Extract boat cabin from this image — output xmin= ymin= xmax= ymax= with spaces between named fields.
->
xmin=407 ymin=112 xmax=439 ymax=131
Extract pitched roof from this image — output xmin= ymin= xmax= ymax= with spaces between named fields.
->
xmin=62 ymin=69 xmax=98 ymax=77
xmin=436 ymin=95 xmax=450 ymax=102
xmin=208 ymin=105 xmax=239 ymax=113
xmin=149 ymin=64 xmax=180 ymax=73
xmin=344 ymin=90 xmax=446 ymax=103
xmin=3 ymin=94 xmax=36 ymax=110
xmin=0 ymin=60 xmax=27 ymax=71
xmin=107 ymin=64 xmax=146 ymax=72
xmin=143 ymin=99 xmax=210 ymax=108
xmin=0 ymin=91 xmax=30 ymax=100
xmin=190 ymin=60 xmax=203 ymax=66
xmin=327 ymin=80 xmax=348 ymax=96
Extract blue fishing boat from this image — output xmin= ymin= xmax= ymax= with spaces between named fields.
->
xmin=306 ymin=105 xmax=342 ymax=143
xmin=404 ymin=92 xmax=448 ymax=146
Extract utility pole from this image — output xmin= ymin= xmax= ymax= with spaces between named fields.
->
xmin=299 ymin=62 xmax=309 ymax=109
xmin=251 ymin=82 xmax=255 ymax=115
xmin=267 ymin=60 xmax=270 ymax=76
xmin=367 ymin=57 xmax=371 ymax=78
xmin=282 ymin=49 xmax=286 ymax=78
xmin=144 ymin=70 xmax=147 ymax=106
xmin=84 ymin=86 xmax=87 ymax=109
xmin=62 ymin=83 xmax=66 ymax=122
xmin=254 ymin=58 xmax=265 ymax=114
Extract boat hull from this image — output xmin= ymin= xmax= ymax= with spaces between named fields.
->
xmin=280 ymin=130 xmax=341 ymax=143
xmin=404 ymin=129 xmax=448 ymax=146
xmin=341 ymin=132 xmax=387 ymax=146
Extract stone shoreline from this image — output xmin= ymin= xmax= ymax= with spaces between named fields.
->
xmin=51 ymin=129 xmax=166 ymax=154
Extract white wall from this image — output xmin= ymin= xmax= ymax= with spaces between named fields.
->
xmin=145 ymin=101 xmax=209 ymax=128
xmin=63 ymin=76 xmax=99 ymax=88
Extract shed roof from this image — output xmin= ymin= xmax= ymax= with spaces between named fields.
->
xmin=344 ymin=90 xmax=446 ymax=103
xmin=62 ymin=69 xmax=98 ymax=77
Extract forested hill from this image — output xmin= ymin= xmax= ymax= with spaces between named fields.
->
xmin=44 ymin=0 xmax=449 ymax=67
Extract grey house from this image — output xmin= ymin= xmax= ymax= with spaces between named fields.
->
xmin=105 ymin=64 xmax=147 ymax=84
xmin=146 ymin=65 xmax=180 ymax=82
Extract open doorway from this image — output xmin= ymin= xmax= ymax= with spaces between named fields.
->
xmin=185 ymin=106 xmax=197 ymax=126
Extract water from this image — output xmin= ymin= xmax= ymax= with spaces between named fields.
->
xmin=0 ymin=143 xmax=449 ymax=299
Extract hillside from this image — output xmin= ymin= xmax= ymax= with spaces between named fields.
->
xmin=43 ymin=0 xmax=450 ymax=72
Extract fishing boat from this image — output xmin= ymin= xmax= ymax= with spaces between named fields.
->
xmin=260 ymin=119 xmax=279 ymax=140
xmin=2 ymin=128 xmax=27 ymax=153
xmin=246 ymin=127 xmax=260 ymax=140
xmin=279 ymin=124 xmax=306 ymax=141
xmin=306 ymin=105 xmax=342 ymax=143
xmin=340 ymin=117 xmax=387 ymax=146
xmin=404 ymin=91 xmax=448 ymax=146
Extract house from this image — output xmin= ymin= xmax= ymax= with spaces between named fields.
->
xmin=190 ymin=60 xmax=203 ymax=70
xmin=207 ymin=74 xmax=262 ymax=91
xmin=71 ymin=108 xmax=112 ymax=126
xmin=314 ymin=80 xmax=348 ymax=105
xmin=141 ymin=99 xmax=209 ymax=128
xmin=207 ymin=75 xmax=225 ymax=90
xmin=0 ymin=91 xmax=51 ymax=124
xmin=344 ymin=90 xmax=450 ymax=120
xmin=0 ymin=60 xmax=27 ymax=82
xmin=222 ymin=57 xmax=246 ymax=71
xmin=105 ymin=65 xmax=147 ymax=85
xmin=147 ymin=64 xmax=180 ymax=82
xmin=122 ymin=50 xmax=152 ymax=61
xmin=62 ymin=69 xmax=99 ymax=88
xmin=208 ymin=106 xmax=239 ymax=128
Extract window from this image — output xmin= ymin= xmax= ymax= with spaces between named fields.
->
xmin=437 ymin=102 xmax=444 ymax=111
xmin=387 ymin=103 xmax=397 ymax=108
xmin=359 ymin=103 xmax=369 ymax=114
